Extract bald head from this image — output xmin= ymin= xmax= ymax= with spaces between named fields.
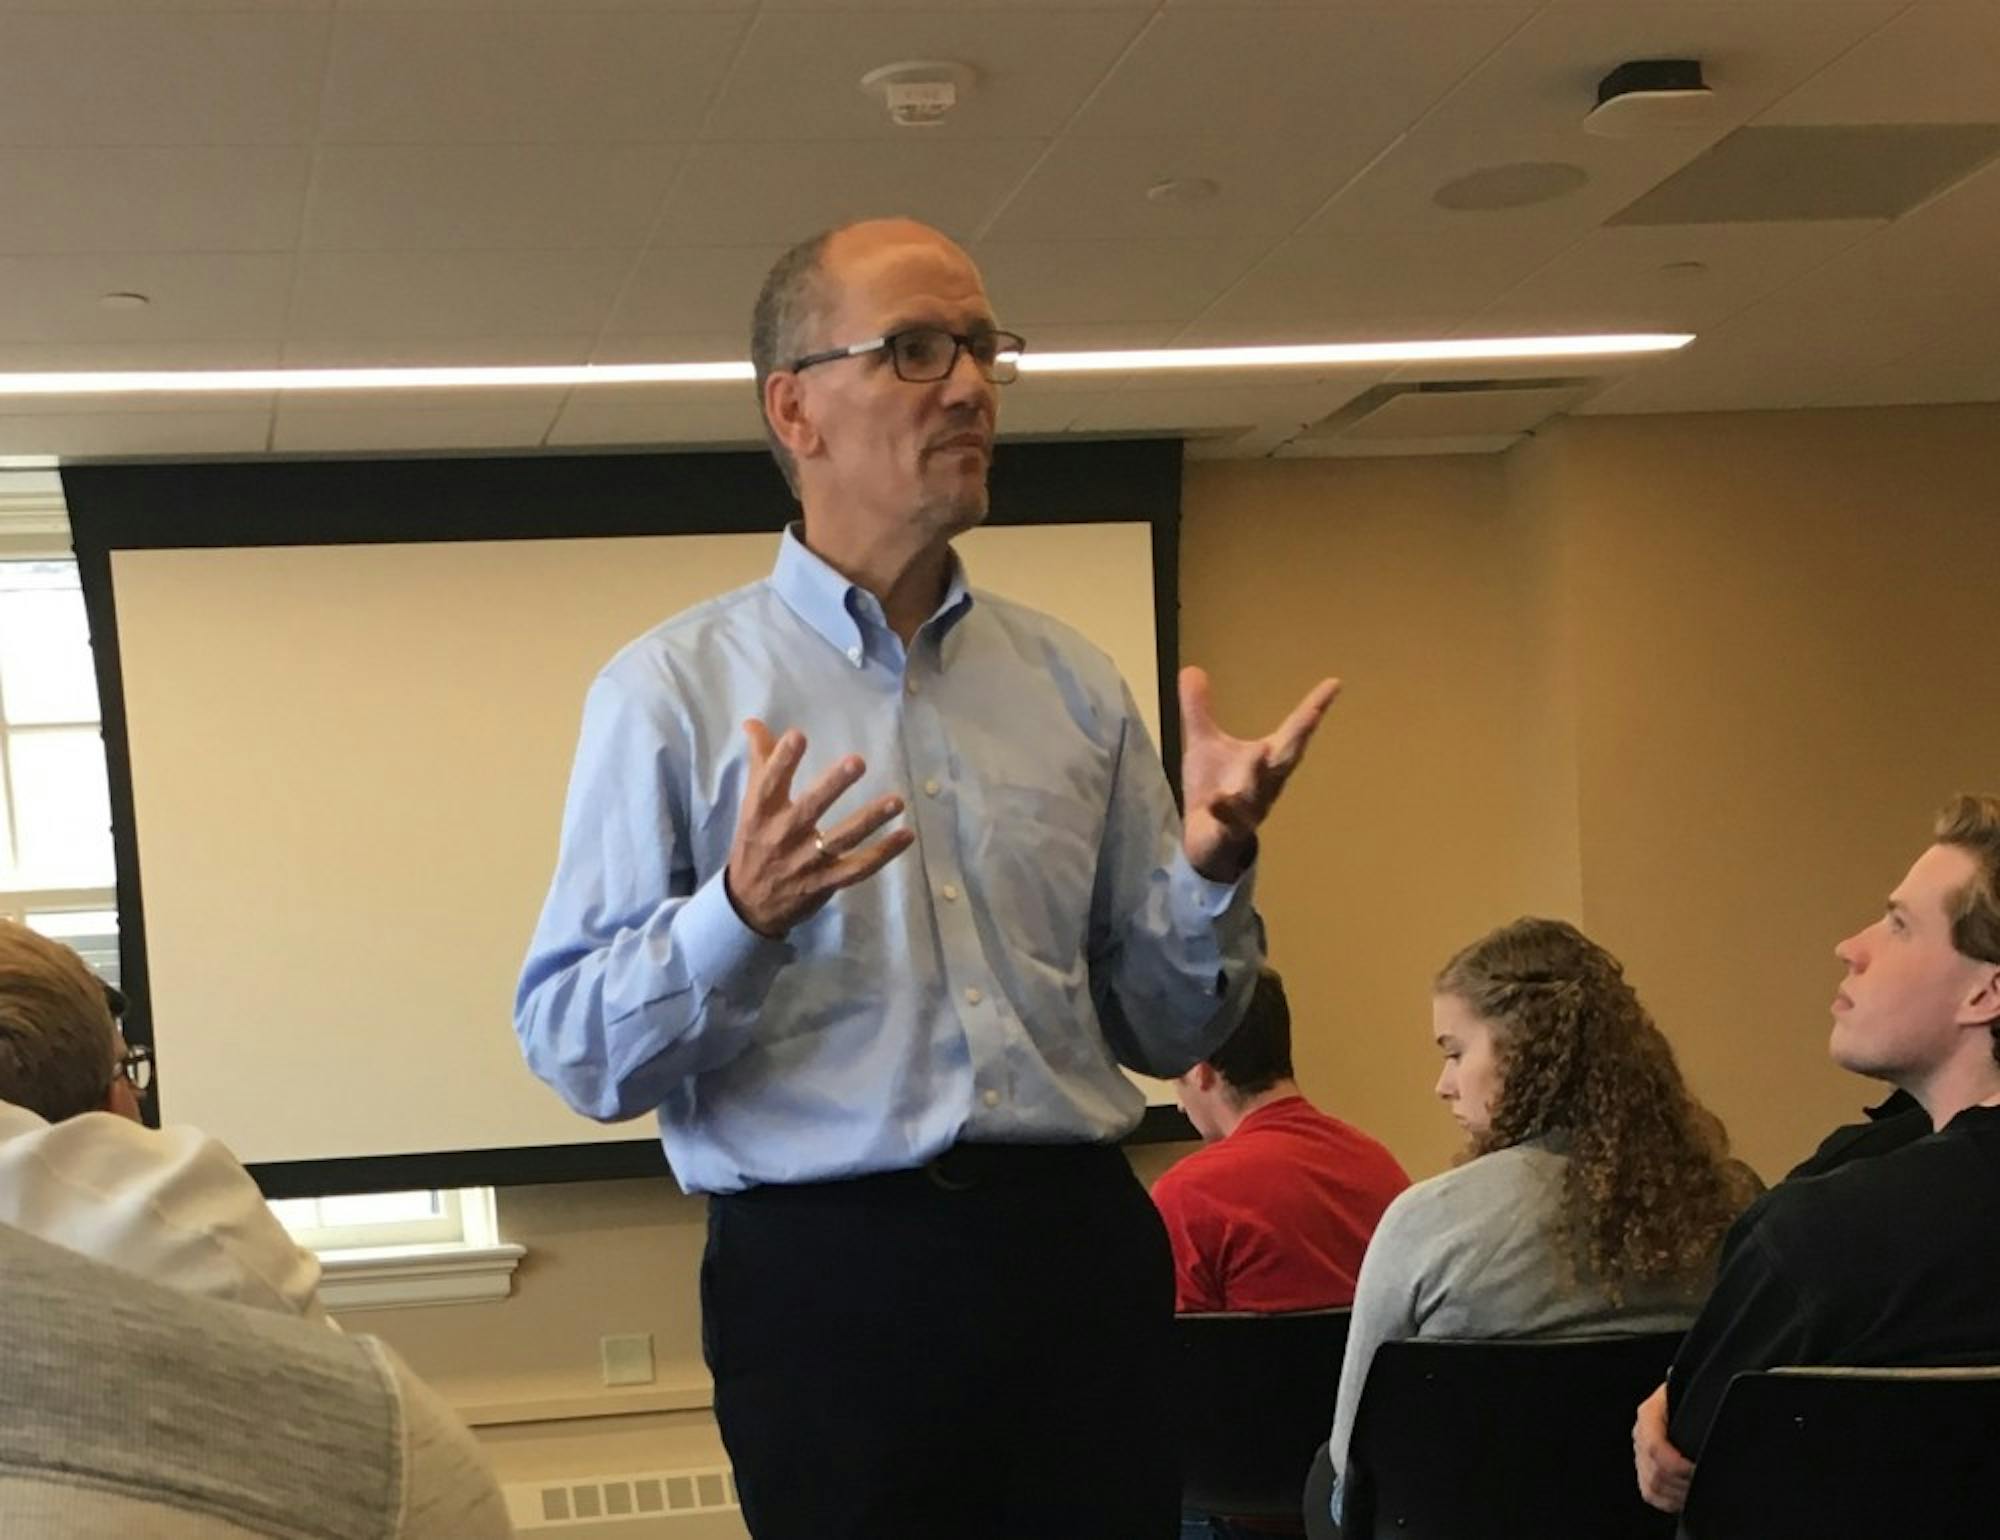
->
xmin=750 ymin=218 xmax=984 ymax=495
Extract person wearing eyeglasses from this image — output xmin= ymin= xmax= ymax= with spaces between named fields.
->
xmin=516 ymin=217 xmax=1341 ymax=1539
xmin=0 ymin=919 xmax=326 ymax=1320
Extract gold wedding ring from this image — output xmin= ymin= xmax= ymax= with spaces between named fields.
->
xmin=813 ymin=829 xmax=829 ymax=860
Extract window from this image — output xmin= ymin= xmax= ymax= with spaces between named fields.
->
xmin=0 ymin=558 xmax=117 ymax=918
xmin=0 ymin=496 xmax=515 ymax=1305
xmin=270 ymin=1187 xmax=490 ymax=1253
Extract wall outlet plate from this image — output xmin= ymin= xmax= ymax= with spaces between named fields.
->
xmin=600 ymin=1333 xmax=656 ymax=1387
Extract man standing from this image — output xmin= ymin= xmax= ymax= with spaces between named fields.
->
xmin=515 ymin=218 xmax=1338 ymax=1538
xmin=1154 ymin=968 xmax=1407 ymax=1314
xmin=1633 ymin=794 xmax=2000 ymax=1512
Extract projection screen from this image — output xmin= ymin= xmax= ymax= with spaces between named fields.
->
xmin=65 ymin=443 xmax=1187 ymax=1195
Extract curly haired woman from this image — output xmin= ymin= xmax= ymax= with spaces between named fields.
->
xmin=1325 ymin=917 xmax=1761 ymax=1518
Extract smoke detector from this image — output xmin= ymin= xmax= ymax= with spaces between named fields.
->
xmin=860 ymin=60 xmax=978 ymax=129
xmin=1585 ymin=59 xmax=1716 ymax=138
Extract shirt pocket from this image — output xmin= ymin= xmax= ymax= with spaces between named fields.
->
xmin=975 ymin=781 xmax=1102 ymax=971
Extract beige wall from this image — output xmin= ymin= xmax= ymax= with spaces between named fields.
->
xmin=349 ymin=401 xmax=2000 ymax=1486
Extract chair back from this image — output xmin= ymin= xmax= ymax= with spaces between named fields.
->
xmin=1679 ymin=1366 xmax=2000 ymax=1539
xmin=1173 ymin=1308 xmax=1351 ymax=1523
xmin=1341 ymin=1333 xmax=1683 ymax=1540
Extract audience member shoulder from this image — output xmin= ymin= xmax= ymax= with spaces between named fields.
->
xmin=0 ymin=1223 xmax=510 ymax=1538
xmin=1371 ymin=1139 xmax=1565 ymax=1238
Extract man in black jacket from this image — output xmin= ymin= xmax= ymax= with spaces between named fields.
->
xmin=1633 ymin=794 xmax=2000 ymax=1513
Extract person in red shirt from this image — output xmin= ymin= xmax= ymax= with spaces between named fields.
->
xmin=1153 ymin=968 xmax=1410 ymax=1314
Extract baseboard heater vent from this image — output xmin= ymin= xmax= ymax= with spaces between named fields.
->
xmin=504 ymin=1465 xmax=740 ymax=1530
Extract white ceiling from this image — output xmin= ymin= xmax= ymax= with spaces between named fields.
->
xmin=0 ymin=0 xmax=1996 ymax=461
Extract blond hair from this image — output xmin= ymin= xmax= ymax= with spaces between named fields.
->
xmin=0 ymin=921 xmax=117 ymax=1122
xmin=1932 ymin=794 xmax=2000 ymax=1055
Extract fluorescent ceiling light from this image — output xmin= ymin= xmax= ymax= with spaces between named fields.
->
xmin=1015 ymin=334 xmax=1694 ymax=374
xmin=0 ymin=362 xmax=755 ymax=397
xmin=0 ymin=335 xmax=1691 ymax=398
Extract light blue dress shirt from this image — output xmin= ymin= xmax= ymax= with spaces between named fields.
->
xmin=515 ymin=525 xmax=1262 ymax=1194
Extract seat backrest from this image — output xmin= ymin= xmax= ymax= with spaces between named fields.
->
xmin=1173 ymin=1309 xmax=1352 ymax=1521
xmin=1342 ymin=1333 xmax=1684 ymax=1540
xmin=1679 ymin=1366 xmax=2000 ymax=1540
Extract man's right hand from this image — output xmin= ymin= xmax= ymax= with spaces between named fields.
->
xmin=1633 ymin=1381 xmax=1695 ymax=1513
xmin=724 ymin=720 xmax=914 ymax=938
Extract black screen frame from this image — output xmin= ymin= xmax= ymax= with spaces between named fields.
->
xmin=64 ymin=440 xmax=1195 ymax=1197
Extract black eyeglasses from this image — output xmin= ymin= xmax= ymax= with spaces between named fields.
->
xmin=113 ymin=1041 xmax=153 ymax=1096
xmin=790 ymin=327 xmax=1027 ymax=385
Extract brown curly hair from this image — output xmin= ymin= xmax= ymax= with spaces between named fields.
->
xmin=1435 ymin=917 xmax=1758 ymax=1302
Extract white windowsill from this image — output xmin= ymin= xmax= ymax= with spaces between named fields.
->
xmin=318 ymin=1241 xmax=527 ymax=1312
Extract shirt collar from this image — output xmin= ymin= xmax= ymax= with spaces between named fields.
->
xmin=769 ymin=522 xmax=974 ymax=663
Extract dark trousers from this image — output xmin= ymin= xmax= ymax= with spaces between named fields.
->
xmin=702 ymin=1142 xmax=1179 ymax=1540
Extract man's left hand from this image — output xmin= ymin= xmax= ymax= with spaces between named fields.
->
xmin=1178 ymin=666 xmax=1340 ymax=882
xmin=1633 ymin=1382 xmax=1695 ymax=1513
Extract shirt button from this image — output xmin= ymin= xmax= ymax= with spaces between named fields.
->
xmin=846 ymin=646 xmax=862 ymax=666
xmin=981 ymin=1089 xmax=1001 ymax=1109
xmin=905 ymin=677 xmax=919 ymax=697
xmin=964 ymin=986 xmax=983 ymax=1006
xmin=923 ymin=778 xmax=941 ymax=797
xmin=940 ymin=883 xmax=959 ymax=902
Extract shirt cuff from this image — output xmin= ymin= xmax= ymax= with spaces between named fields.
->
xmin=672 ymin=870 xmax=796 ymax=1005
xmin=1171 ymin=845 xmax=1258 ymax=922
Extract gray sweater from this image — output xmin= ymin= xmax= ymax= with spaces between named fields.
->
xmin=0 ymin=1222 xmax=512 ymax=1538
xmin=1329 ymin=1139 xmax=1703 ymax=1481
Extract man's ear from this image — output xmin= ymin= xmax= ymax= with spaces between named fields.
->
xmin=763 ymin=371 xmax=821 ymax=465
xmin=1186 ymin=1062 xmax=1221 ymax=1095
xmin=1962 ymin=964 xmax=2000 ymax=1030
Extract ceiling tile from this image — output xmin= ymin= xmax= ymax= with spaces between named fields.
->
xmin=1069 ymin=6 xmax=1537 ymax=142
xmin=1474 ymin=219 xmax=1881 ymax=332
xmin=1012 ymin=321 xmax=1181 ymax=352
xmin=1066 ymin=377 xmax=1378 ymax=435
xmin=548 ymin=383 xmax=764 ymax=447
xmin=1196 ymin=226 xmax=1577 ymax=329
xmin=0 ymin=254 xmax=294 ymax=343
xmin=318 ymin=11 xmax=748 ymax=143
xmin=703 ymin=9 xmax=1148 ymax=142
xmin=601 ymin=245 xmax=784 ymax=337
xmin=655 ymin=140 xmax=1046 ymax=246
xmin=0 ymin=340 xmax=283 ymax=371
xmin=1307 ymin=2 xmax=1906 ymax=234
xmin=303 ymin=146 xmax=686 ymax=252
xmin=767 ymin=0 xmax=1142 ymax=11
xmin=279 ymin=335 xmax=595 ymax=367
xmin=990 ymin=387 xmax=1098 ymax=436
xmin=287 ymin=251 xmax=637 ymax=340
xmin=984 ymin=135 xmax=1367 ymax=245
xmin=271 ymin=397 xmax=564 ymax=451
xmin=1275 ymin=432 xmax=1520 ymax=458
xmin=0 ymin=13 xmax=329 ymax=145
xmin=0 ymin=0 xmax=326 ymax=10
xmin=1170 ymin=313 xmax=1464 ymax=346
xmin=1588 ymin=154 xmax=2000 ymax=412
xmin=1609 ymin=125 xmax=2000 ymax=225
xmin=975 ymin=238 xmax=1271 ymax=325
xmin=0 ymin=388 xmax=277 ymax=419
xmin=0 ymin=148 xmax=308 ymax=254
xmin=0 ymin=410 xmax=272 ymax=457
xmin=1382 ymin=0 xmax=1906 ymax=145
xmin=592 ymin=331 xmax=748 ymax=364
xmin=1308 ymin=125 xmax=1731 ymax=237
xmin=337 ymin=0 xmax=747 ymax=10
xmin=1762 ymin=3 xmax=2000 ymax=126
